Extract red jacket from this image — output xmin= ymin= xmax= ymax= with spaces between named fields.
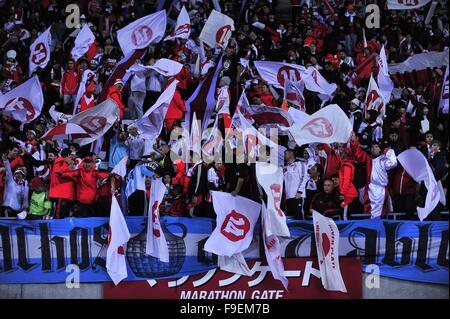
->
xmin=172 ymin=160 xmax=190 ymax=194
xmin=318 ymin=144 xmax=341 ymax=179
xmin=62 ymin=163 xmax=110 ymax=204
xmin=165 ymin=89 xmax=186 ymax=120
xmin=61 ymin=68 xmax=80 ymax=95
xmin=107 ymin=86 xmax=125 ymax=119
xmin=339 ymin=159 xmax=359 ymax=207
xmin=174 ymin=65 xmax=194 ymax=90
xmin=79 ymin=81 xmax=96 ymax=113
xmin=49 ymin=157 xmax=76 ymax=201
xmin=390 ymin=164 xmax=417 ymax=197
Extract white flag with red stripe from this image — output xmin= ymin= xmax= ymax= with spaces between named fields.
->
xmin=387 ymin=0 xmax=432 ymax=10
xmin=284 ymin=80 xmax=305 ymax=111
xmin=117 ymin=10 xmax=167 ymax=56
xmin=199 ymin=9 xmax=235 ymax=49
xmin=127 ymin=58 xmax=183 ymax=78
xmin=29 ymin=27 xmax=51 ymax=75
xmin=0 ymin=75 xmax=43 ymax=123
xmin=312 ymin=210 xmax=347 ymax=293
xmin=146 ymin=177 xmax=169 ymax=262
xmin=377 ymin=46 xmax=394 ymax=105
xmin=165 ymin=6 xmax=191 ymax=40
xmin=71 ymin=24 xmax=96 ymax=62
xmin=107 ymin=195 xmax=131 ymax=285
xmin=365 ymin=75 xmax=385 ymax=117
xmin=289 ymin=104 xmax=352 ymax=146
xmin=439 ymin=64 xmax=449 ymax=114
xmin=242 ymin=104 xmax=293 ymax=129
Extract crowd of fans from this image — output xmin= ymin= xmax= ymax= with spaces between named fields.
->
xmin=0 ymin=0 xmax=448 ymax=221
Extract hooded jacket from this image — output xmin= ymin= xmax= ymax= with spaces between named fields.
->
xmin=107 ymin=85 xmax=125 ymax=119
xmin=172 ymin=160 xmax=190 ymax=194
xmin=49 ymin=156 xmax=76 ymax=201
xmin=339 ymin=157 xmax=359 ymax=207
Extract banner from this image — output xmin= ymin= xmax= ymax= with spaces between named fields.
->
xmin=104 ymin=258 xmax=362 ymax=299
xmin=165 ymin=6 xmax=191 ymax=41
xmin=0 ymin=218 xmax=448 ymax=284
xmin=29 ymin=27 xmax=51 ymax=75
xmin=289 ymin=104 xmax=352 ymax=146
xmin=199 ymin=10 xmax=235 ymax=49
xmin=117 ymin=10 xmax=166 ymax=56
xmin=388 ymin=50 xmax=449 ymax=74
xmin=0 ymin=75 xmax=43 ymax=122
xmin=387 ymin=0 xmax=432 ymax=10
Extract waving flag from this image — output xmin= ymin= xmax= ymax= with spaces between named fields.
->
xmin=289 ymin=104 xmax=352 ymax=146
xmin=254 ymin=61 xmax=305 ymax=88
xmin=252 ymin=22 xmax=281 ymax=43
xmin=0 ymin=75 xmax=43 ymax=122
xmin=365 ymin=75 xmax=385 ymax=117
xmin=190 ymin=112 xmax=202 ymax=156
xmin=165 ymin=6 xmax=191 ymax=41
xmin=42 ymin=99 xmax=120 ymax=145
xmin=377 ymin=46 xmax=394 ymax=105
xmin=112 ymin=156 xmax=128 ymax=178
xmin=261 ymin=203 xmax=288 ymax=290
xmin=312 ymin=210 xmax=347 ymax=293
xmin=124 ymin=165 xmax=146 ymax=198
xmin=242 ymin=104 xmax=293 ymax=129
xmin=302 ymin=67 xmax=337 ymax=101
xmin=29 ymin=27 xmax=51 ymax=75
xmin=346 ymin=53 xmax=376 ymax=87
xmin=256 ymin=162 xmax=290 ymax=237
xmin=107 ymin=195 xmax=131 ymax=285
xmin=117 ymin=10 xmax=167 ymax=56
xmin=438 ymin=64 xmax=449 ymax=114
xmin=387 ymin=0 xmax=432 ymax=10
xmin=199 ymin=10 xmax=235 ymax=49
xmin=284 ymin=80 xmax=305 ymax=111
xmin=71 ymin=24 xmax=96 ymax=61
xmin=127 ymin=58 xmax=183 ymax=78
xmin=205 ymin=191 xmax=261 ymax=256
xmin=397 ymin=149 xmax=441 ymax=221
xmin=146 ymin=177 xmax=169 ymax=262
xmin=135 ymin=79 xmax=178 ymax=140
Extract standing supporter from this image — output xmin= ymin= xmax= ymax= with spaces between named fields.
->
xmin=1 ymin=153 xmax=28 ymax=217
xmin=283 ymin=148 xmax=308 ymax=219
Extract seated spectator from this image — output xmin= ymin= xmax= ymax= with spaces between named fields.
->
xmin=309 ymin=178 xmax=341 ymax=219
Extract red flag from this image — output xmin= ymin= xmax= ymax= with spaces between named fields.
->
xmin=346 ymin=53 xmax=376 ymax=87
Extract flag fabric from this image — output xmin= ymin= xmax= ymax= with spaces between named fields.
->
xmin=124 ymin=165 xmax=147 ymax=198
xmin=29 ymin=27 xmax=51 ymax=76
xmin=112 ymin=156 xmax=128 ymax=178
xmin=425 ymin=1 xmax=438 ymax=25
xmin=73 ymin=68 xmax=96 ymax=114
xmin=346 ymin=53 xmax=376 ymax=87
xmin=135 ymin=79 xmax=178 ymax=140
xmin=106 ymin=195 xmax=131 ymax=285
xmin=146 ymin=177 xmax=169 ymax=262
xmin=387 ymin=0 xmax=432 ymax=10
xmin=199 ymin=10 xmax=235 ymax=49
xmin=255 ymin=162 xmax=290 ymax=237
xmin=254 ymin=61 xmax=305 ymax=88
xmin=117 ymin=10 xmax=167 ymax=56
xmin=388 ymin=50 xmax=448 ymax=74
xmin=218 ymin=254 xmax=253 ymax=276
xmin=241 ymin=104 xmax=293 ymax=128
xmin=202 ymin=115 xmax=223 ymax=157
xmin=397 ymin=149 xmax=441 ymax=221
xmin=261 ymin=203 xmax=288 ymax=290
xmin=312 ymin=210 xmax=347 ymax=293
xmin=71 ymin=24 xmax=96 ymax=61
xmin=204 ymin=191 xmax=261 ymax=257
xmin=289 ymin=104 xmax=352 ymax=146
xmin=190 ymin=112 xmax=202 ymax=156
xmin=438 ymin=64 xmax=449 ymax=114
xmin=251 ymin=22 xmax=281 ymax=43
xmin=288 ymin=107 xmax=310 ymax=127
xmin=365 ymin=75 xmax=385 ymax=117
xmin=41 ymin=122 xmax=90 ymax=140
xmin=377 ymin=46 xmax=394 ymax=105
xmin=185 ymin=54 xmax=223 ymax=134
xmin=302 ymin=67 xmax=337 ymax=101
xmin=284 ymin=80 xmax=306 ymax=111
xmin=0 ymin=75 xmax=43 ymax=122
xmin=165 ymin=6 xmax=191 ymax=40
xmin=127 ymin=58 xmax=183 ymax=78
xmin=42 ymin=99 xmax=120 ymax=146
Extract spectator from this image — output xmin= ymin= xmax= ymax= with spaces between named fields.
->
xmin=309 ymin=178 xmax=341 ymax=219
xmin=283 ymin=148 xmax=308 ymax=219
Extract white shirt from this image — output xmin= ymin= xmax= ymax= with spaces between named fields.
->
xmin=130 ymin=73 xmax=146 ymax=93
xmin=370 ymin=149 xmax=397 ymax=187
xmin=283 ymin=160 xmax=309 ymax=199
xmin=125 ymin=135 xmax=145 ymax=160
xmin=146 ymin=71 xmax=164 ymax=92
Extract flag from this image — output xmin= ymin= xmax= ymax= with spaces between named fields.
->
xmin=190 ymin=112 xmax=202 ymax=161
xmin=146 ymin=177 xmax=169 ymax=262
xmin=302 ymin=67 xmax=337 ymax=101
xmin=0 ymin=75 xmax=43 ymax=122
xmin=387 ymin=0 xmax=432 ymax=10
xmin=185 ymin=55 xmax=223 ymax=135
xmin=261 ymin=203 xmax=288 ymax=290
xmin=136 ymin=79 xmax=178 ymax=140
xmin=218 ymin=254 xmax=252 ymax=276
xmin=346 ymin=53 xmax=376 ymax=87
xmin=438 ymin=64 xmax=449 ymax=114
xmin=202 ymin=115 xmax=223 ymax=157
xmin=284 ymin=80 xmax=305 ymax=111
xmin=425 ymin=1 xmax=438 ymax=25
xmin=255 ymin=162 xmax=290 ymax=237
xmin=251 ymin=22 xmax=281 ymax=43
xmin=288 ymin=107 xmax=310 ymax=127
xmin=127 ymin=58 xmax=183 ymax=78
xmin=254 ymin=61 xmax=305 ymax=88
xmin=124 ymin=165 xmax=148 ymax=198
xmin=71 ymin=24 xmax=96 ymax=61
xmin=73 ymin=68 xmax=96 ymax=115
xmin=112 ymin=156 xmax=128 ymax=178
xmin=117 ymin=10 xmax=166 ymax=56
xmin=388 ymin=50 xmax=448 ymax=74
xmin=289 ymin=104 xmax=352 ymax=146
xmin=199 ymin=10 xmax=235 ymax=49
xmin=397 ymin=149 xmax=441 ymax=221
xmin=377 ymin=46 xmax=394 ymax=105
xmin=165 ymin=6 xmax=191 ymax=40
xmin=106 ymin=195 xmax=131 ymax=285
xmin=204 ymin=191 xmax=261 ymax=257
xmin=42 ymin=99 xmax=120 ymax=146
xmin=312 ymin=210 xmax=347 ymax=293
xmin=365 ymin=75 xmax=385 ymax=118
xmin=241 ymin=104 xmax=293 ymax=129
xmin=29 ymin=27 xmax=51 ymax=75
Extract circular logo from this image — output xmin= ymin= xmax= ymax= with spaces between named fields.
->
xmin=5 ymin=97 xmax=35 ymax=121
xmin=216 ymin=25 xmax=232 ymax=47
xmin=132 ymin=25 xmax=153 ymax=46
xmin=277 ymin=66 xmax=301 ymax=87
xmin=79 ymin=116 xmax=107 ymax=135
xmin=220 ymin=210 xmax=250 ymax=242
xmin=301 ymin=117 xmax=333 ymax=138
xmin=320 ymin=233 xmax=331 ymax=264
xmin=175 ymin=24 xmax=191 ymax=36
xmin=31 ymin=42 xmax=47 ymax=65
